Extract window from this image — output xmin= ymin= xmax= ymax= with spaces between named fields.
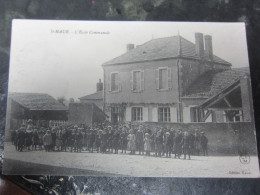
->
xmin=156 ymin=67 xmax=172 ymax=90
xmin=224 ymin=110 xmax=243 ymax=122
xmin=158 ymin=107 xmax=171 ymax=122
xmin=132 ymin=107 xmax=143 ymax=121
xmin=110 ymin=72 xmax=119 ymax=92
xmin=111 ymin=107 xmax=120 ymax=114
xmin=133 ymin=71 xmax=141 ymax=91
xmin=131 ymin=70 xmax=144 ymax=92
xmin=111 ymin=107 xmax=120 ymax=123
xmin=159 ymin=68 xmax=167 ymax=89
xmin=190 ymin=107 xmax=198 ymax=122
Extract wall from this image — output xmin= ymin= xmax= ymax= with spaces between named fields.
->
xmin=179 ymin=58 xmax=201 ymax=95
xmin=144 ymin=122 xmax=257 ymax=155
xmin=68 ymin=103 xmax=93 ymax=125
xmin=179 ymin=59 xmax=230 ymax=95
xmin=103 ymin=58 xmax=179 ymax=105
xmin=92 ymin=104 xmax=107 ymax=124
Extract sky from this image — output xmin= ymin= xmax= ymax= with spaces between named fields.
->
xmin=8 ymin=20 xmax=249 ymax=99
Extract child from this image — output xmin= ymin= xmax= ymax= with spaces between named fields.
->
xmin=127 ymin=129 xmax=136 ymax=155
xmin=144 ymin=133 xmax=151 ymax=156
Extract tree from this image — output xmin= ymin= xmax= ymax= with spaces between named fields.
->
xmin=57 ymin=96 xmax=66 ymax=105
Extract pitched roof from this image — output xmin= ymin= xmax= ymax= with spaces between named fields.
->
xmin=183 ymin=67 xmax=250 ymax=98
xmin=103 ymin=35 xmax=230 ymax=66
xmin=8 ymin=92 xmax=68 ymax=111
xmin=79 ymin=91 xmax=103 ymax=100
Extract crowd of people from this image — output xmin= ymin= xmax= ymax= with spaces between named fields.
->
xmin=10 ymin=120 xmax=208 ymax=160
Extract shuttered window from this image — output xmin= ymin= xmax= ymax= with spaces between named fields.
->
xmin=110 ymin=72 xmax=121 ymax=92
xmin=131 ymin=70 xmax=144 ymax=92
xmin=132 ymin=107 xmax=143 ymax=121
xmin=158 ymin=107 xmax=171 ymax=122
xmin=156 ymin=67 xmax=172 ymax=90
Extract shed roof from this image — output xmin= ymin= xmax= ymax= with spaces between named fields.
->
xmin=8 ymin=92 xmax=68 ymax=111
xmin=103 ymin=35 xmax=231 ymax=66
xmin=79 ymin=91 xmax=103 ymax=100
xmin=183 ymin=67 xmax=250 ymax=98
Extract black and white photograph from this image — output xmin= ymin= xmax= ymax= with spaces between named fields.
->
xmin=3 ymin=20 xmax=259 ymax=177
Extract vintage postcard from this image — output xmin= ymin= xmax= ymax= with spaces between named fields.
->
xmin=3 ymin=20 xmax=259 ymax=177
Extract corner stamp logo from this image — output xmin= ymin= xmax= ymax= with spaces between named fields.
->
xmin=239 ymin=155 xmax=251 ymax=164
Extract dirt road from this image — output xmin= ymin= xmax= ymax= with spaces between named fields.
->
xmin=3 ymin=142 xmax=259 ymax=177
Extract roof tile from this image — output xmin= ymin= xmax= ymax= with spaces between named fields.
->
xmin=183 ymin=67 xmax=250 ymax=98
xmin=79 ymin=91 xmax=103 ymax=100
xmin=103 ymin=36 xmax=230 ymax=66
xmin=9 ymin=92 xmax=68 ymax=111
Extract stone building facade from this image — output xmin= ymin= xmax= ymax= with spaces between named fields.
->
xmin=102 ymin=33 xmax=253 ymax=124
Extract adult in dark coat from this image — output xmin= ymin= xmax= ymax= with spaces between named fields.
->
xmin=120 ymin=129 xmax=128 ymax=154
xmin=200 ymin=132 xmax=208 ymax=156
xmin=174 ymin=130 xmax=183 ymax=159
xmin=189 ymin=130 xmax=195 ymax=155
xmin=155 ymin=130 xmax=163 ymax=157
xmin=25 ymin=129 xmax=33 ymax=151
xmin=32 ymin=129 xmax=39 ymax=150
xmin=194 ymin=129 xmax=201 ymax=156
xmin=75 ymin=130 xmax=83 ymax=152
xmin=169 ymin=128 xmax=175 ymax=156
xmin=61 ymin=129 xmax=68 ymax=152
xmin=43 ymin=130 xmax=52 ymax=152
xmin=113 ymin=130 xmax=121 ymax=154
xmin=164 ymin=132 xmax=172 ymax=158
xmin=51 ymin=128 xmax=57 ymax=151
xmin=150 ymin=131 xmax=156 ymax=152
xmin=182 ymin=131 xmax=191 ymax=160
xmin=136 ymin=128 xmax=144 ymax=155
xmin=88 ymin=129 xmax=95 ymax=153
xmin=67 ymin=128 xmax=74 ymax=152
xmin=55 ymin=128 xmax=63 ymax=151
xmin=38 ymin=128 xmax=45 ymax=150
xmin=15 ymin=129 xmax=19 ymax=151
xmin=95 ymin=129 xmax=102 ymax=153
xmin=101 ymin=129 xmax=108 ymax=153
xmin=17 ymin=127 xmax=26 ymax=152
xmin=107 ymin=126 xmax=114 ymax=153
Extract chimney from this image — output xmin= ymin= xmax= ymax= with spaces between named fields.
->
xmin=96 ymin=79 xmax=103 ymax=92
xmin=204 ymin=35 xmax=213 ymax=60
xmin=195 ymin=32 xmax=204 ymax=58
xmin=127 ymin=44 xmax=135 ymax=52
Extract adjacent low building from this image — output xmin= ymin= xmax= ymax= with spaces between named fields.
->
xmin=68 ymin=103 xmax=107 ymax=125
xmin=5 ymin=92 xmax=68 ymax=140
xmin=79 ymin=79 xmax=104 ymax=110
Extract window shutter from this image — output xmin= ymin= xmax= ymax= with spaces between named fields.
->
xmin=141 ymin=70 xmax=144 ymax=91
xmin=155 ymin=69 xmax=159 ymax=90
xmin=152 ymin=106 xmax=158 ymax=122
xmin=118 ymin=73 xmax=122 ymax=92
xmin=125 ymin=107 xmax=131 ymax=121
xmin=168 ymin=67 xmax=172 ymax=90
xmin=108 ymin=73 xmax=111 ymax=92
xmin=130 ymin=71 xmax=133 ymax=91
